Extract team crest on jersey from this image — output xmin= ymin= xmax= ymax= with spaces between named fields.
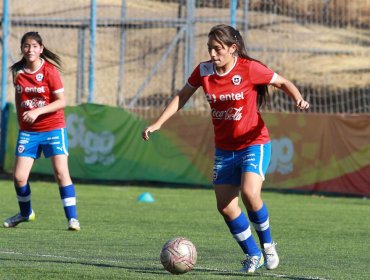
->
xmin=231 ymin=75 xmax=242 ymax=85
xmin=16 ymin=85 xmax=23 ymax=94
xmin=36 ymin=73 xmax=44 ymax=82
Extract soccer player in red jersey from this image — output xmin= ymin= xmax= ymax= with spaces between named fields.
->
xmin=3 ymin=32 xmax=80 ymax=231
xmin=142 ymin=24 xmax=309 ymax=272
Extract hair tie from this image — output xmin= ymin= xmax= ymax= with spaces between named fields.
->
xmin=234 ymin=35 xmax=239 ymax=44
xmin=234 ymin=29 xmax=241 ymax=44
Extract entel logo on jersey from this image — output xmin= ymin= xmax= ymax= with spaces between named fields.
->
xmin=25 ymin=86 xmax=45 ymax=93
xmin=205 ymin=92 xmax=245 ymax=104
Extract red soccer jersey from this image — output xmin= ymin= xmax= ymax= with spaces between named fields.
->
xmin=13 ymin=59 xmax=66 ymax=132
xmin=188 ymin=57 xmax=276 ymax=150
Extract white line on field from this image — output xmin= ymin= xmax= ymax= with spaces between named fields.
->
xmin=0 ymin=250 xmax=330 ymax=280
xmin=0 ymin=250 xmax=121 ymax=264
xmin=195 ymin=266 xmax=330 ymax=280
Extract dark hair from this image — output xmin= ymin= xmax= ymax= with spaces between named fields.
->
xmin=10 ymin=31 xmax=62 ymax=74
xmin=208 ymin=24 xmax=269 ymax=108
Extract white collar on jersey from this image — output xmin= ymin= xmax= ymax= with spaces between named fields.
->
xmin=23 ymin=58 xmax=45 ymax=74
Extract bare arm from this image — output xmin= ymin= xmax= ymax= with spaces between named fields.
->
xmin=22 ymin=92 xmax=66 ymax=124
xmin=270 ymin=74 xmax=310 ymax=110
xmin=142 ymin=84 xmax=197 ymax=140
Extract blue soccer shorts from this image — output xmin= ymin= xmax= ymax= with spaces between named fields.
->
xmin=15 ymin=128 xmax=69 ymax=159
xmin=213 ymin=142 xmax=271 ymax=185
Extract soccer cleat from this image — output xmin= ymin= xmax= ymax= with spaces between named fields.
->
xmin=3 ymin=210 xmax=36 ymax=228
xmin=263 ymin=242 xmax=279 ymax=270
xmin=68 ymin=218 xmax=80 ymax=231
xmin=241 ymin=253 xmax=264 ymax=273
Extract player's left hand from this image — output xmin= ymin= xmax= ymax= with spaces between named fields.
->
xmin=296 ymin=99 xmax=310 ymax=110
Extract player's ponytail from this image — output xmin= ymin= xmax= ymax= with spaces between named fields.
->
xmin=41 ymin=47 xmax=62 ymax=71
xmin=208 ymin=24 xmax=269 ymax=108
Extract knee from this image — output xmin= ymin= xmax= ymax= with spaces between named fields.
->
xmin=54 ymin=171 xmax=71 ymax=186
xmin=13 ymin=173 xmax=28 ymax=187
xmin=217 ymin=203 xmax=239 ymax=220
xmin=52 ymin=156 xmax=72 ymax=186
xmin=241 ymin=190 xmax=262 ymax=210
xmin=217 ymin=204 xmax=227 ymax=216
xmin=13 ymin=168 xmax=29 ymax=186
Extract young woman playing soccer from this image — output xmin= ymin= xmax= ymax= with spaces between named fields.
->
xmin=3 ymin=31 xmax=80 ymax=231
xmin=142 ymin=24 xmax=309 ymax=272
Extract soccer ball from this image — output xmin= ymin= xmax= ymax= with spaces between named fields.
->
xmin=160 ymin=237 xmax=197 ymax=274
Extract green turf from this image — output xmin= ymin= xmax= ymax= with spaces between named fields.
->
xmin=0 ymin=179 xmax=369 ymax=279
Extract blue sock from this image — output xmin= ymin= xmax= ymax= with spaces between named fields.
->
xmin=15 ymin=183 xmax=32 ymax=217
xmin=59 ymin=184 xmax=78 ymax=220
xmin=248 ymin=203 xmax=273 ymax=246
xmin=225 ymin=212 xmax=260 ymax=256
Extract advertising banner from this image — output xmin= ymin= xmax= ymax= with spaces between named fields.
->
xmin=4 ymin=103 xmax=210 ymax=186
xmin=263 ymin=113 xmax=370 ymax=196
xmin=4 ymin=103 xmax=370 ymax=196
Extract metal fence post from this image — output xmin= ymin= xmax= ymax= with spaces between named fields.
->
xmin=184 ymin=0 xmax=195 ymax=84
xmin=0 ymin=0 xmax=10 ymax=168
xmin=230 ymin=0 xmax=238 ymax=28
xmin=117 ymin=0 xmax=127 ymax=107
xmin=1 ymin=0 xmax=9 ymax=111
xmin=76 ymin=27 xmax=86 ymax=104
xmin=88 ymin=0 xmax=96 ymax=103
xmin=242 ymin=0 xmax=250 ymax=39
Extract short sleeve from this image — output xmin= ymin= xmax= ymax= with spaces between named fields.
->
xmin=48 ymin=66 xmax=64 ymax=94
xmin=249 ymin=60 xmax=275 ymax=85
xmin=187 ymin=64 xmax=202 ymax=88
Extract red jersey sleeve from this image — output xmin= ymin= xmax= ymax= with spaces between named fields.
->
xmin=48 ymin=65 xmax=64 ymax=93
xmin=249 ymin=60 xmax=275 ymax=85
xmin=187 ymin=64 xmax=202 ymax=88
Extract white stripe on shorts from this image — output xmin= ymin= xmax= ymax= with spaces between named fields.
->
xmin=62 ymin=197 xmax=76 ymax=207
xmin=259 ymin=144 xmax=265 ymax=181
xmin=252 ymin=218 xmax=270 ymax=231
xmin=233 ymin=226 xmax=252 ymax=242
xmin=61 ymin=128 xmax=69 ymax=156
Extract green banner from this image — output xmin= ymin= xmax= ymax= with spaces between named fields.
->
xmin=5 ymin=103 xmax=369 ymax=195
xmin=3 ymin=103 xmax=18 ymax=172
xmin=4 ymin=103 xmax=210 ymax=186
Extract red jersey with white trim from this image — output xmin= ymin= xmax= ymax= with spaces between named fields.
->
xmin=13 ymin=59 xmax=66 ymax=132
xmin=187 ymin=57 xmax=275 ymax=150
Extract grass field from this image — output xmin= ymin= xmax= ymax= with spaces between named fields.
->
xmin=0 ymin=179 xmax=369 ymax=280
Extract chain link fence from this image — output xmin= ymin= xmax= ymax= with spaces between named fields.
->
xmin=1 ymin=0 xmax=369 ymax=115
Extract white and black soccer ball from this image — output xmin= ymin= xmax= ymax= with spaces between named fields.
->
xmin=160 ymin=237 xmax=197 ymax=274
